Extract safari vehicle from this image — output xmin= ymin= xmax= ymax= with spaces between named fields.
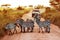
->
xmin=32 ymin=9 xmax=40 ymax=14
xmin=32 ymin=9 xmax=40 ymax=17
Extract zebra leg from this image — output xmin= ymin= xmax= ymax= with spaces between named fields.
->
xmin=31 ymin=25 xmax=34 ymax=32
xmin=11 ymin=29 xmax=14 ymax=35
xmin=7 ymin=30 xmax=10 ymax=35
xmin=16 ymin=29 xmax=17 ymax=33
xmin=27 ymin=27 xmax=30 ymax=32
xmin=39 ymin=27 xmax=41 ymax=33
xmin=45 ymin=26 xmax=50 ymax=33
xmin=9 ymin=29 xmax=14 ymax=35
xmin=45 ymin=27 xmax=47 ymax=32
xmin=41 ymin=27 xmax=45 ymax=33
xmin=14 ymin=28 xmax=17 ymax=34
xmin=47 ymin=26 xmax=50 ymax=33
xmin=20 ymin=26 xmax=22 ymax=32
xmin=30 ymin=27 xmax=34 ymax=32
xmin=9 ymin=30 xmax=11 ymax=35
xmin=23 ymin=27 xmax=25 ymax=33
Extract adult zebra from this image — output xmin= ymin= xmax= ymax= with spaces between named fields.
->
xmin=32 ymin=13 xmax=50 ymax=33
xmin=15 ymin=18 xmax=34 ymax=33
xmin=4 ymin=23 xmax=17 ymax=35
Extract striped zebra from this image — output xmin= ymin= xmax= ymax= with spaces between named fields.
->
xmin=43 ymin=20 xmax=50 ymax=33
xmin=32 ymin=13 xmax=50 ymax=33
xmin=4 ymin=23 xmax=17 ymax=35
xmin=15 ymin=19 xmax=34 ymax=33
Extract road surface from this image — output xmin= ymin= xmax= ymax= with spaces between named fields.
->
xmin=0 ymin=11 xmax=60 ymax=40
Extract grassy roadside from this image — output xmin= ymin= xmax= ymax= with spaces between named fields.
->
xmin=0 ymin=7 xmax=31 ymax=38
xmin=41 ymin=9 xmax=60 ymax=27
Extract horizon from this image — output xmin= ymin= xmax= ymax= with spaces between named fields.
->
xmin=0 ymin=0 xmax=50 ymax=8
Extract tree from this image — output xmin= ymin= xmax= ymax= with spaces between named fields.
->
xmin=1 ymin=4 xmax=11 ymax=6
xmin=29 ymin=5 xmax=33 ymax=7
xmin=50 ymin=0 xmax=60 ymax=11
xmin=17 ymin=6 xmax=24 ymax=10
xmin=46 ymin=7 xmax=51 ymax=12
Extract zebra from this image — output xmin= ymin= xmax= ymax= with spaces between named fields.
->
xmin=26 ymin=19 xmax=34 ymax=32
xmin=4 ymin=23 xmax=17 ymax=35
xmin=15 ymin=18 xmax=34 ymax=33
xmin=43 ymin=19 xmax=50 ymax=33
xmin=15 ymin=19 xmax=24 ymax=32
xmin=32 ymin=13 xmax=50 ymax=33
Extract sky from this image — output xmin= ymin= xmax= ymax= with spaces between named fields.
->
xmin=0 ymin=0 xmax=50 ymax=8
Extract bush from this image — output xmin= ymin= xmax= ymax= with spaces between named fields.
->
xmin=41 ymin=9 xmax=60 ymax=27
xmin=0 ymin=28 xmax=5 ymax=39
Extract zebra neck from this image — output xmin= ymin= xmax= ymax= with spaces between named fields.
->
xmin=35 ymin=18 xmax=40 ymax=24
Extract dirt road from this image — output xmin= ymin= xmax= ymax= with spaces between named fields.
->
xmin=1 ymin=11 xmax=60 ymax=40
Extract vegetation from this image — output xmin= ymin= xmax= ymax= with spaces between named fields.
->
xmin=0 ymin=6 xmax=32 ymax=37
xmin=50 ymin=0 xmax=60 ymax=11
xmin=41 ymin=7 xmax=60 ymax=27
xmin=0 ymin=4 xmax=60 ymax=38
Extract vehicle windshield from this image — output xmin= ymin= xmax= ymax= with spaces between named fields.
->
xmin=33 ymin=9 xmax=39 ymax=12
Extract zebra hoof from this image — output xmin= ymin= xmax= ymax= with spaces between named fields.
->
xmin=9 ymin=33 xmax=12 ymax=35
xmin=30 ymin=31 xmax=33 ymax=32
xmin=45 ymin=30 xmax=47 ymax=32
xmin=38 ymin=31 xmax=40 ymax=33
xmin=11 ymin=33 xmax=14 ymax=35
xmin=47 ymin=31 xmax=50 ymax=33
xmin=8 ymin=34 xmax=10 ymax=35
xmin=42 ymin=31 xmax=44 ymax=33
xmin=22 ymin=31 xmax=26 ymax=33
xmin=21 ymin=31 xmax=22 ymax=32
xmin=27 ymin=31 xmax=29 ymax=32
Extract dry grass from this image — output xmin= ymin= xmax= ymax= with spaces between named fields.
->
xmin=41 ymin=9 xmax=60 ymax=27
xmin=0 ymin=7 xmax=31 ymax=37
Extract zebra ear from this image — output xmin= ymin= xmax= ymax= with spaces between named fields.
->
xmin=32 ymin=13 xmax=34 ymax=17
xmin=6 ymin=23 xmax=9 ymax=25
xmin=14 ymin=23 xmax=17 ymax=25
xmin=47 ymin=17 xmax=50 ymax=20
